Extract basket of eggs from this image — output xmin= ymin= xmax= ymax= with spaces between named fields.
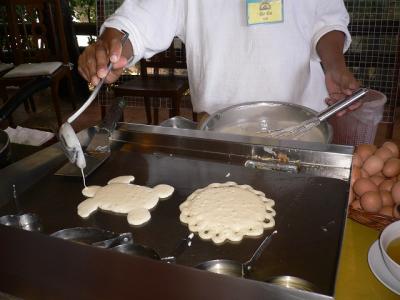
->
xmin=349 ymin=141 xmax=400 ymax=230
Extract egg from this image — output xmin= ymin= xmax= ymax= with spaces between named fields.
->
xmin=379 ymin=179 xmax=395 ymax=192
xmin=375 ymin=146 xmax=394 ymax=162
xmin=356 ymin=144 xmax=377 ymax=162
xmin=360 ymin=191 xmax=382 ymax=213
xmin=362 ymin=155 xmax=384 ymax=176
xmin=394 ymin=204 xmax=400 ymax=218
xmin=351 ymin=200 xmax=362 ymax=210
xmin=382 ymin=141 xmax=399 ymax=158
xmin=370 ymin=175 xmax=385 ymax=186
xmin=351 ymin=166 xmax=361 ymax=185
xmin=361 ymin=169 xmax=369 ymax=178
xmin=382 ymin=158 xmax=400 ymax=178
xmin=380 ymin=190 xmax=394 ymax=207
xmin=353 ymin=178 xmax=378 ymax=197
xmin=352 ymin=153 xmax=363 ymax=168
xmin=391 ymin=181 xmax=400 ymax=204
xmin=380 ymin=206 xmax=394 ymax=217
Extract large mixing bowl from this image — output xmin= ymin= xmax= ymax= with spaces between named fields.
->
xmin=200 ymin=101 xmax=333 ymax=144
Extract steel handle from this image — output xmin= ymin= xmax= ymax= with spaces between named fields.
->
xmin=317 ymin=88 xmax=369 ymax=121
xmin=244 ymin=230 xmax=277 ymax=270
xmin=99 ymin=97 xmax=126 ymax=134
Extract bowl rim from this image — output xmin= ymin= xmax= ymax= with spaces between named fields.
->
xmin=379 ymin=220 xmax=400 ymax=276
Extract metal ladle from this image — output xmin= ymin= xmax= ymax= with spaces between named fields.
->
xmin=58 ymin=31 xmax=129 ymax=169
xmin=112 ymin=233 xmax=194 ymax=263
xmin=196 ymin=230 xmax=277 ymax=277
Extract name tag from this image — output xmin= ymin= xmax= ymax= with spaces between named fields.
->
xmin=247 ymin=0 xmax=284 ymax=25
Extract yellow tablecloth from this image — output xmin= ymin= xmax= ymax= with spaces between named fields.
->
xmin=335 ymin=219 xmax=399 ymax=299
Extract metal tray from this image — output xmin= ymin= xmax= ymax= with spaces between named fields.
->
xmin=0 ymin=124 xmax=353 ymax=299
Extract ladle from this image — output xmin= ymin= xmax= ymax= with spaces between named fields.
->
xmin=196 ymin=230 xmax=277 ymax=277
xmin=51 ymin=227 xmax=133 ymax=248
xmin=58 ymin=31 xmax=129 ymax=170
xmin=112 ymin=233 xmax=194 ymax=263
xmin=0 ymin=185 xmax=42 ymax=231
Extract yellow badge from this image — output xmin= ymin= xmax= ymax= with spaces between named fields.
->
xmin=247 ymin=0 xmax=284 ymax=25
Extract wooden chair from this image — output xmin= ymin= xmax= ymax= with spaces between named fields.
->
xmin=0 ymin=0 xmax=76 ymax=128
xmin=113 ymin=41 xmax=190 ymax=125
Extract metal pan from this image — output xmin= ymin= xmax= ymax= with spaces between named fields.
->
xmin=196 ymin=230 xmax=277 ymax=277
xmin=112 ymin=233 xmax=194 ymax=263
xmin=51 ymin=227 xmax=133 ymax=248
xmin=200 ymin=101 xmax=333 ymax=143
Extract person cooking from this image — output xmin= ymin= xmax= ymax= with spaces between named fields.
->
xmin=78 ymin=0 xmax=360 ymax=120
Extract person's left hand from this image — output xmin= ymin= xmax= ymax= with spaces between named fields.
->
xmin=324 ymin=67 xmax=361 ymax=117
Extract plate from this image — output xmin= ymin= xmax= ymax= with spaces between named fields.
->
xmin=368 ymin=240 xmax=400 ymax=295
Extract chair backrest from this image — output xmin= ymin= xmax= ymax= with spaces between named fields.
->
xmin=0 ymin=0 xmax=69 ymax=65
xmin=140 ymin=39 xmax=187 ymax=77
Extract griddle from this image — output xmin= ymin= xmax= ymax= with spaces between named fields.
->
xmin=0 ymin=124 xmax=353 ymax=300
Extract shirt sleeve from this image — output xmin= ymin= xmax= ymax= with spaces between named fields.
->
xmin=311 ymin=0 xmax=351 ymax=61
xmin=99 ymin=0 xmax=185 ymax=66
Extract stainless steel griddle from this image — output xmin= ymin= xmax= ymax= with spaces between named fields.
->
xmin=0 ymin=123 xmax=354 ymax=300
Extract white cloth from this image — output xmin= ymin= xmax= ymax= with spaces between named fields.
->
xmin=102 ymin=0 xmax=351 ymax=114
xmin=3 ymin=62 xmax=62 ymax=78
xmin=4 ymin=126 xmax=55 ymax=146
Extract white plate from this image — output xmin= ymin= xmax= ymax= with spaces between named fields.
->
xmin=368 ymin=240 xmax=400 ymax=295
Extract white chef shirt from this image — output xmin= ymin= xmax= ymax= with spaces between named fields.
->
xmin=102 ymin=0 xmax=351 ymax=114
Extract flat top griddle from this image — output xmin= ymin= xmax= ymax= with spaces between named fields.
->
xmin=1 ymin=145 xmax=349 ymax=296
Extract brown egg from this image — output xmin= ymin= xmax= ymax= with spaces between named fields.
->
xmin=382 ymin=141 xmax=399 ymax=158
xmin=356 ymin=144 xmax=377 ymax=162
xmin=361 ymin=169 xmax=369 ymax=178
xmin=351 ymin=200 xmax=362 ymax=210
xmin=379 ymin=179 xmax=395 ymax=192
xmin=351 ymin=166 xmax=361 ymax=185
xmin=375 ymin=146 xmax=394 ymax=162
xmin=353 ymin=178 xmax=378 ymax=197
xmin=362 ymin=155 xmax=384 ymax=176
xmin=391 ymin=181 xmax=400 ymax=204
xmin=380 ymin=190 xmax=394 ymax=207
xmin=380 ymin=206 xmax=394 ymax=217
xmin=394 ymin=204 xmax=400 ymax=218
xmin=382 ymin=158 xmax=400 ymax=178
xmin=370 ymin=175 xmax=385 ymax=186
xmin=360 ymin=191 xmax=382 ymax=213
xmin=352 ymin=153 xmax=363 ymax=168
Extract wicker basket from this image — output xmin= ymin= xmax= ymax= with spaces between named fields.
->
xmin=348 ymin=206 xmax=399 ymax=231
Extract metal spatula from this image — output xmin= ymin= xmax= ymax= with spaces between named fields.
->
xmin=266 ymin=88 xmax=369 ymax=139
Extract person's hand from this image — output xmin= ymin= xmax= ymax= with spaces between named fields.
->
xmin=78 ymin=28 xmax=133 ymax=86
xmin=324 ymin=67 xmax=361 ymax=117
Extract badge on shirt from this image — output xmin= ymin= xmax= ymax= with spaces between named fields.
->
xmin=247 ymin=0 xmax=284 ymax=25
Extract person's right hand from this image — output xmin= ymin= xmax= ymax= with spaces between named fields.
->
xmin=78 ymin=28 xmax=133 ymax=86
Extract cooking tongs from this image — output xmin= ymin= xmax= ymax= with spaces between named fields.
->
xmin=58 ymin=31 xmax=129 ymax=169
xmin=266 ymin=88 xmax=369 ymax=139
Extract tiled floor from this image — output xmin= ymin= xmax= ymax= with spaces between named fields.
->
xmin=0 ymin=87 xmax=399 ymax=148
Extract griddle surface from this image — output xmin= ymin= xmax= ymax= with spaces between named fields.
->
xmin=2 ymin=150 xmax=348 ymax=295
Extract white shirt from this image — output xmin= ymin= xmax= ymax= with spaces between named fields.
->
xmin=102 ymin=0 xmax=351 ymax=114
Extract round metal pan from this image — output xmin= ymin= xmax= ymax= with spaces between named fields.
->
xmin=196 ymin=230 xmax=277 ymax=277
xmin=200 ymin=101 xmax=333 ymax=143
xmin=266 ymin=276 xmax=317 ymax=292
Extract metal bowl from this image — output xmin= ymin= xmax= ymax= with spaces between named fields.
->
xmin=200 ymin=101 xmax=333 ymax=144
xmin=266 ymin=276 xmax=317 ymax=292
